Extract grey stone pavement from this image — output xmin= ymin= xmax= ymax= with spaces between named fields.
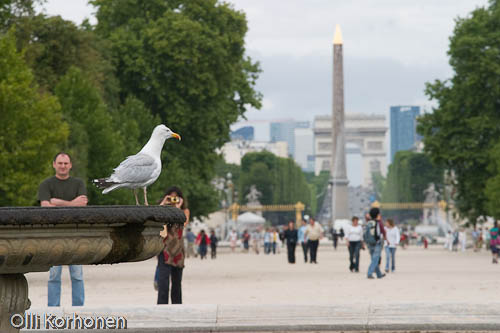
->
xmin=21 ymin=302 xmax=500 ymax=332
xmin=21 ymin=244 xmax=500 ymax=332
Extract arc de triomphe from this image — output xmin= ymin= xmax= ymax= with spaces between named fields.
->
xmin=314 ymin=114 xmax=387 ymax=188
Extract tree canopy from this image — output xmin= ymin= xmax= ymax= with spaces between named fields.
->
xmin=381 ymin=151 xmax=443 ymax=222
xmin=238 ymin=151 xmax=311 ymax=224
xmin=89 ymin=0 xmax=262 ymax=217
xmin=0 ymin=0 xmax=262 ymax=219
xmin=0 ymin=30 xmax=68 ymax=206
xmin=417 ymin=0 xmax=500 ymax=220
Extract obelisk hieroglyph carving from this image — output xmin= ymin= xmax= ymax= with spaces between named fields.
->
xmin=331 ymin=24 xmax=349 ymax=221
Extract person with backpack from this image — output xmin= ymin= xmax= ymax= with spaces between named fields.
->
xmin=365 ymin=207 xmax=387 ymax=279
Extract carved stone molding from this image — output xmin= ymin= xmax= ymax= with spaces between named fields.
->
xmin=0 ymin=206 xmax=182 ymax=332
xmin=0 ymin=235 xmax=113 ymax=274
xmin=0 ymin=206 xmax=183 ymax=274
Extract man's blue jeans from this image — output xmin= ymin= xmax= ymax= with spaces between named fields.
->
xmin=385 ymin=247 xmax=396 ymax=272
xmin=367 ymin=243 xmax=383 ymax=278
xmin=48 ymin=265 xmax=85 ymax=306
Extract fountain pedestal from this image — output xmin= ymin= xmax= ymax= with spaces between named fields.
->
xmin=0 ymin=206 xmax=185 ymax=332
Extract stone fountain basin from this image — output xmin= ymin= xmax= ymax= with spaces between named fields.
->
xmin=0 ymin=206 xmax=185 ymax=274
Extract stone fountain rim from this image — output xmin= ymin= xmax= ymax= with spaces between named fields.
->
xmin=0 ymin=205 xmax=185 ymax=226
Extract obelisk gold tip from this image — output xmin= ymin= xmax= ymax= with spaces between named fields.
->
xmin=333 ymin=24 xmax=343 ymax=45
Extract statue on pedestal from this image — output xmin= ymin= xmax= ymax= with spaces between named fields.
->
xmin=423 ymin=183 xmax=439 ymax=225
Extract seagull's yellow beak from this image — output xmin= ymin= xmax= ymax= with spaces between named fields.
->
xmin=171 ymin=133 xmax=181 ymax=141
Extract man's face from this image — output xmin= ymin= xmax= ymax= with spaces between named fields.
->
xmin=53 ymin=154 xmax=72 ymax=178
xmin=310 ymin=219 xmax=315 ymax=226
xmin=352 ymin=219 xmax=358 ymax=226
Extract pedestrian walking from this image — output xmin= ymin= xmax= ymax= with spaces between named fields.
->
xmin=272 ymin=227 xmax=279 ymax=254
xmin=305 ymin=217 xmax=324 ymax=264
xmin=459 ymin=228 xmax=467 ymax=252
xmin=384 ymin=219 xmax=400 ymax=273
xmin=365 ymin=208 xmax=387 ymax=279
xmin=477 ymin=227 xmax=484 ymax=251
xmin=242 ymin=230 xmax=250 ymax=252
xmin=489 ymin=221 xmax=499 ymax=264
xmin=346 ymin=216 xmax=363 ymax=272
xmin=298 ymin=220 xmax=309 ymax=263
xmin=331 ymin=227 xmax=339 ymax=250
xmin=196 ymin=230 xmax=210 ymax=259
xmin=228 ymin=229 xmax=238 ymax=252
xmin=444 ymin=231 xmax=453 ymax=251
xmin=185 ymin=228 xmax=196 ymax=258
xmin=210 ymin=230 xmax=218 ymax=259
xmin=251 ymin=229 xmax=261 ymax=254
xmin=284 ymin=221 xmax=298 ymax=263
xmin=263 ymin=228 xmax=272 ymax=254
xmin=38 ymin=152 xmax=88 ymax=307
xmin=452 ymin=230 xmax=459 ymax=251
xmin=472 ymin=226 xmax=480 ymax=252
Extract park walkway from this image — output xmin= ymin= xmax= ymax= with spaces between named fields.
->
xmin=24 ymin=245 xmax=500 ymax=332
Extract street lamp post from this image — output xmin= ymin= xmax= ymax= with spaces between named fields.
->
xmin=224 ymin=172 xmax=234 ymax=240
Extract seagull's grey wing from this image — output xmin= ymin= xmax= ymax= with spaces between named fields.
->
xmin=109 ymin=153 xmax=157 ymax=184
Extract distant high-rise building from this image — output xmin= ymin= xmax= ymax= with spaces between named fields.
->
xmin=390 ymin=106 xmax=421 ymax=162
xmin=270 ymin=121 xmax=310 ymax=157
xmin=230 ymin=126 xmax=254 ymax=141
xmin=294 ymin=127 xmax=314 ymax=172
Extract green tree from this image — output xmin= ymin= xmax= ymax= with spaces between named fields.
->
xmin=382 ymin=151 xmax=444 ymax=221
xmin=485 ymin=142 xmax=500 ymax=218
xmin=91 ymin=0 xmax=262 ymax=218
xmin=54 ymin=67 xmax=129 ymax=205
xmin=371 ymin=172 xmax=386 ymax=201
xmin=0 ymin=0 xmax=41 ymax=32
xmin=13 ymin=14 xmax=119 ymax=104
xmin=0 ymin=30 xmax=68 ymax=206
xmin=418 ymin=0 xmax=500 ymax=220
xmin=304 ymin=170 xmax=330 ymax=217
xmin=239 ymin=151 xmax=311 ymax=224
xmin=240 ymin=162 xmax=274 ymax=205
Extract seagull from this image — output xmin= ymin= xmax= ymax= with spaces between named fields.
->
xmin=93 ymin=125 xmax=181 ymax=205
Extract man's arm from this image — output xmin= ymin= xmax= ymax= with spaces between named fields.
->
xmin=49 ymin=195 xmax=88 ymax=207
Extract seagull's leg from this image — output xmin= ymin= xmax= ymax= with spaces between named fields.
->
xmin=133 ymin=189 xmax=140 ymax=206
xmin=143 ymin=187 xmax=149 ymax=206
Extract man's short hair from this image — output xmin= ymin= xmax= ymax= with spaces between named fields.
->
xmin=352 ymin=216 xmax=359 ymax=221
xmin=53 ymin=152 xmax=72 ymax=162
xmin=369 ymin=207 xmax=380 ymax=220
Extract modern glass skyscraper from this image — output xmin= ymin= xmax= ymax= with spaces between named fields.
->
xmin=270 ymin=121 xmax=310 ymax=157
xmin=390 ymin=106 xmax=421 ymax=162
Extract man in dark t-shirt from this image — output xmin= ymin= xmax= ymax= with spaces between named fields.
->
xmin=38 ymin=152 xmax=87 ymax=306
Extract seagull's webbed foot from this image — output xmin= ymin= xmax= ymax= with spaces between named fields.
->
xmin=133 ymin=189 xmax=140 ymax=206
xmin=143 ymin=187 xmax=149 ymax=206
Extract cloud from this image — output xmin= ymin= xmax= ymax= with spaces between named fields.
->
xmin=243 ymin=51 xmax=450 ymax=122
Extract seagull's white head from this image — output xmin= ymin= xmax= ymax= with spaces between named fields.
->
xmin=153 ymin=124 xmax=181 ymax=141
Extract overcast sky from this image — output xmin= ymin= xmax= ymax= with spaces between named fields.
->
xmin=39 ymin=0 xmax=489 ymax=130
xmin=39 ymin=1 xmax=489 ymax=184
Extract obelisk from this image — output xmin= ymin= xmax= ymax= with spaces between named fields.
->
xmin=331 ymin=24 xmax=349 ymax=221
